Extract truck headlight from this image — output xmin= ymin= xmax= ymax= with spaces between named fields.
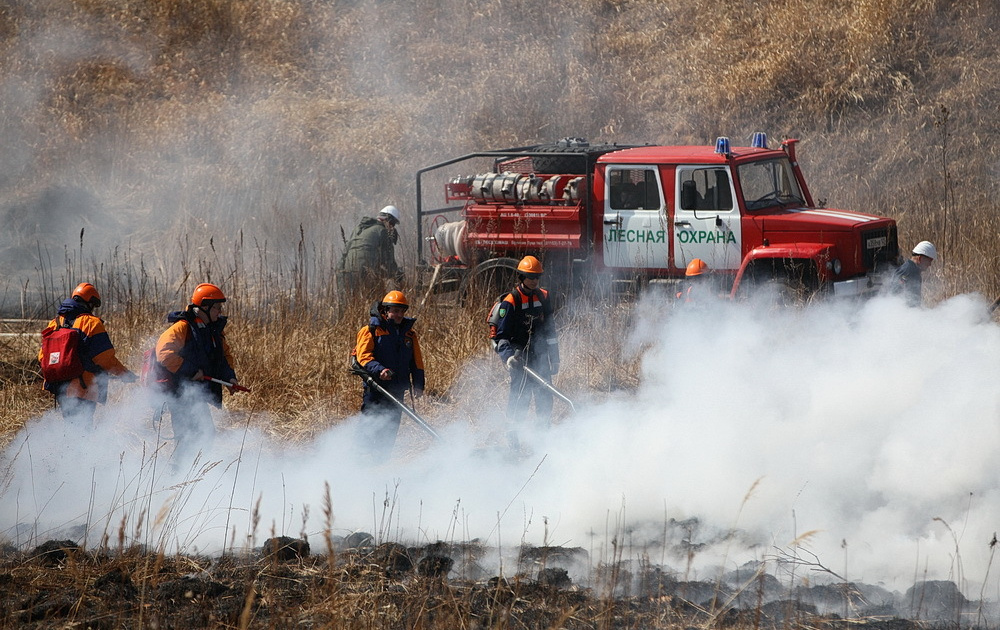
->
xmin=826 ymin=259 xmax=842 ymax=275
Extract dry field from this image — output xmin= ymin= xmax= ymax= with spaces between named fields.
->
xmin=2 ymin=0 xmax=1000 ymax=627
xmin=3 ymin=535 xmax=926 ymax=629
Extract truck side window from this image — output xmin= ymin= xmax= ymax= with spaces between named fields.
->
xmin=609 ymin=168 xmax=661 ymax=210
xmin=679 ymin=168 xmax=733 ymax=211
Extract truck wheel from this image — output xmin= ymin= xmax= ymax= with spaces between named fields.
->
xmin=776 ymin=260 xmax=821 ymax=305
xmin=736 ymin=258 xmax=820 ymax=305
xmin=459 ymin=257 xmax=519 ymax=307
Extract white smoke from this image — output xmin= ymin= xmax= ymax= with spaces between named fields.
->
xmin=3 ymin=291 xmax=1000 ymax=602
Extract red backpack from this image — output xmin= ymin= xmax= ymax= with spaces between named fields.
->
xmin=39 ymin=319 xmax=85 ymax=383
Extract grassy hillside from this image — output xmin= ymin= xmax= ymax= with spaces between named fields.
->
xmin=1 ymin=5 xmax=999 ymax=626
xmin=2 ymin=0 xmax=1000 ymax=435
xmin=2 ymin=0 xmax=999 ymax=301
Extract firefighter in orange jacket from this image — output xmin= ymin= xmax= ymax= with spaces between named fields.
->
xmin=38 ymin=282 xmax=136 ymax=423
xmin=152 ymin=283 xmax=239 ymax=463
xmin=493 ymin=256 xmax=559 ymax=437
xmin=354 ymin=290 xmax=425 ymax=461
xmin=676 ymin=258 xmax=709 ymax=302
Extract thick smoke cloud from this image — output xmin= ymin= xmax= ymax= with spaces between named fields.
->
xmin=3 ymin=291 xmax=1000 ymax=600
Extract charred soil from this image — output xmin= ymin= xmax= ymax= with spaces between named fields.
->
xmin=0 ymin=538 xmax=929 ymax=630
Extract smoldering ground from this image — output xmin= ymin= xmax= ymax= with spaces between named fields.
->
xmin=3 ymin=291 xmax=1000 ymax=611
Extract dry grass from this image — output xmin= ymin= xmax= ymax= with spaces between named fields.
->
xmin=2 ymin=0 xmax=997 ymax=301
xmin=0 ymin=539 xmax=740 ymax=629
xmin=1 ymin=0 xmax=999 ymax=626
xmin=0 ymin=271 xmax=638 ymax=451
xmin=1 ymin=0 xmax=997 ymax=522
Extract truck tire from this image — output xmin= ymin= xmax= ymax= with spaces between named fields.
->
xmin=459 ymin=257 xmax=520 ymax=307
xmin=735 ymin=258 xmax=821 ymax=304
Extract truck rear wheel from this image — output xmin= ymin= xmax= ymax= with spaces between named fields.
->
xmin=459 ymin=257 xmax=519 ymax=307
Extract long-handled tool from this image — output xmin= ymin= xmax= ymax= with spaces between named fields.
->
xmin=202 ymin=376 xmax=251 ymax=393
xmin=521 ymin=364 xmax=576 ymax=413
xmin=419 ymin=263 xmax=442 ymax=309
xmin=349 ymin=361 xmax=441 ymax=440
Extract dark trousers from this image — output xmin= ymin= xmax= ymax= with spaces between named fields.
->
xmin=360 ymin=385 xmax=405 ymax=463
xmin=507 ymin=362 xmax=553 ymax=426
xmin=166 ymin=398 xmax=215 ymax=469
xmin=55 ymin=394 xmax=97 ymax=426
xmin=338 ymin=270 xmax=390 ymax=301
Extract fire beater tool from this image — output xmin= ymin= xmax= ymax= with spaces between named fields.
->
xmin=521 ymin=364 xmax=576 ymax=413
xmin=349 ymin=359 xmax=441 ymax=440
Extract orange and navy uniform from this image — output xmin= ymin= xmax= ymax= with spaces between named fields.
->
xmin=493 ymin=285 xmax=559 ymax=372
xmin=355 ymin=311 xmax=425 ymax=397
xmin=38 ymin=299 xmax=128 ymax=403
xmin=153 ymin=309 xmax=236 ymax=405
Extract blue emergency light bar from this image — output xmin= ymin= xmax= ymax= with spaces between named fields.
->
xmin=751 ymin=132 xmax=768 ymax=149
xmin=714 ymin=136 xmax=731 ymax=156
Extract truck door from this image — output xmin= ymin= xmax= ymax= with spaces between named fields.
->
xmin=673 ymin=167 xmax=742 ymax=271
xmin=602 ymin=166 xmax=669 ymax=269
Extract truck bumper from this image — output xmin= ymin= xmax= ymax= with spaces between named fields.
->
xmin=832 ymin=277 xmax=876 ymax=298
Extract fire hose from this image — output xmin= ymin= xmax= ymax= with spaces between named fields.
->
xmin=521 ymin=364 xmax=576 ymax=413
xmin=349 ymin=360 xmax=441 ymax=440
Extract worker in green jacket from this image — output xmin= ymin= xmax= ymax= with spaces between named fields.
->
xmin=338 ymin=205 xmax=404 ymax=298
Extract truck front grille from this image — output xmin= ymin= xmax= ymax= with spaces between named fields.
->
xmin=861 ymin=225 xmax=898 ymax=270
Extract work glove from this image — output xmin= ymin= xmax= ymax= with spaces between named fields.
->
xmin=506 ymin=355 xmax=521 ymax=371
xmin=120 ymin=370 xmax=138 ymax=384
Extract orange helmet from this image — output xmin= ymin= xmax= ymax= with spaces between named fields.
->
xmin=517 ymin=255 xmax=543 ymax=276
xmin=685 ymin=258 xmax=708 ymax=277
xmin=191 ymin=283 xmax=226 ymax=308
xmin=72 ymin=282 xmax=101 ymax=308
xmin=381 ymin=290 xmax=409 ymax=310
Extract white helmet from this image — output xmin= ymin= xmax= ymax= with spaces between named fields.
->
xmin=378 ymin=205 xmax=400 ymax=223
xmin=912 ymin=240 xmax=937 ymax=260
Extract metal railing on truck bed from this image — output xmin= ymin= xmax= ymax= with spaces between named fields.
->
xmin=415 ymin=143 xmax=635 ymax=265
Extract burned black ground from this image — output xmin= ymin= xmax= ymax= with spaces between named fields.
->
xmin=0 ymin=538 xmax=952 ymax=629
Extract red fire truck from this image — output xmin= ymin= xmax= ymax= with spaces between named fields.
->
xmin=415 ymin=134 xmax=899 ymax=301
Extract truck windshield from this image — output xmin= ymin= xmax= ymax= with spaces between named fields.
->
xmin=738 ymin=157 xmax=805 ymax=210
